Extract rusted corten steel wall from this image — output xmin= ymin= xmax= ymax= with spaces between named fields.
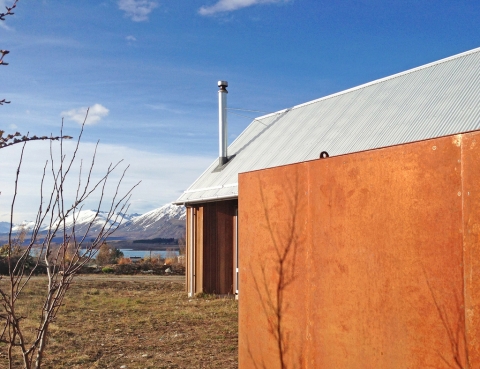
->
xmin=186 ymin=200 xmax=237 ymax=295
xmin=238 ymin=131 xmax=480 ymax=369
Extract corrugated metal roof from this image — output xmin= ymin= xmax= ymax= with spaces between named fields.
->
xmin=175 ymin=47 xmax=480 ymax=204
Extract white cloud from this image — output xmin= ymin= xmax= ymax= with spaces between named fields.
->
xmin=126 ymin=35 xmax=137 ymax=42
xmin=199 ymin=0 xmax=286 ymax=15
xmin=145 ymin=103 xmax=184 ymax=114
xmin=0 ymin=22 xmax=11 ymax=31
xmin=118 ymin=0 xmax=158 ymax=22
xmin=61 ymin=104 xmax=109 ymax=125
xmin=0 ymin=141 xmax=213 ymax=222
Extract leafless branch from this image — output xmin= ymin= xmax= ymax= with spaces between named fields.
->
xmin=1 ymin=1 xmax=19 ymax=106
xmin=0 ymin=131 xmax=73 ymax=150
xmin=0 ymin=118 xmax=139 ymax=369
xmin=0 ymin=0 xmax=18 ymax=21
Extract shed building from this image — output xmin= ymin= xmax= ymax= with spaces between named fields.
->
xmin=174 ymin=47 xmax=480 ymax=297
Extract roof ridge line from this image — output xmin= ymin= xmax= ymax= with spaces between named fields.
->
xmin=253 ymin=46 xmax=480 ymax=121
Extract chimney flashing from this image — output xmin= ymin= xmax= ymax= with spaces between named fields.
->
xmin=213 ymin=154 xmax=236 ymax=173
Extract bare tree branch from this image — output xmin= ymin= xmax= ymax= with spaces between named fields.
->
xmin=0 ymin=0 xmax=18 ymax=21
xmin=1 ymin=1 xmax=19 ymax=109
xmin=0 ymin=119 xmax=140 ymax=369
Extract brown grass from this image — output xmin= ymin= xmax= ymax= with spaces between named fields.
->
xmin=0 ymin=275 xmax=238 ymax=369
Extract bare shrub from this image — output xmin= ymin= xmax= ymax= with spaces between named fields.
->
xmin=0 ymin=118 xmax=139 ymax=369
xmin=164 ymin=248 xmax=177 ymax=266
xmin=117 ymin=257 xmax=132 ymax=265
xmin=95 ymin=242 xmax=124 ymax=266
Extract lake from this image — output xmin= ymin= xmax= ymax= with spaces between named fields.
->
xmin=31 ymin=248 xmax=180 ymax=259
xmin=118 ymin=249 xmax=179 ymax=259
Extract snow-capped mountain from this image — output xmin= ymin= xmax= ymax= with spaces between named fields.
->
xmin=1 ymin=203 xmax=186 ymax=240
xmin=9 ymin=210 xmax=136 ymax=234
xmin=115 ymin=203 xmax=186 ymax=239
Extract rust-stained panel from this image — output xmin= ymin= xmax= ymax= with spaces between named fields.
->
xmin=307 ymin=136 xmax=464 ymax=368
xmin=239 ymin=131 xmax=480 ymax=368
xmin=463 ymin=132 xmax=480 ymax=367
xmin=239 ymin=165 xmax=310 ymax=368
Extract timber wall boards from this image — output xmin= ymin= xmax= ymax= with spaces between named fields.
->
xmin=238 ymin=131 xmax=480 ymax=369
xmin=186 ymin=200 xmax=237 ymax=295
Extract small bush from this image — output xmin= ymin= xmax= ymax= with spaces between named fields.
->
xmin=118 ymin=257 xmax=132 ymax=265
xmin=115 ymin=263 xmax=136 ymax=274
xmin=96 ymin=242 xmax=124 ymax=266
xmin=177 ymin=255 xmax=185 ymax=266
xmin=102 ymin=266 xmax=114 ymax=273
xmin=163 ymin=248 xmax=181 ymax=266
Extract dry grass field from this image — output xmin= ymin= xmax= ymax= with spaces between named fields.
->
xmin=0 ymin=275 xmax=238 ymax=369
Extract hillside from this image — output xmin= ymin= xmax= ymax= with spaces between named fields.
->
xmin=0 ymin=203 xmax=186 ymax=242
xmin=114 ymin=203 xmax=186 ymax=239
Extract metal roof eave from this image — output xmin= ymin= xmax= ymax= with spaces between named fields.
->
xmin=172 ymin=193 xmax=238 ymax=206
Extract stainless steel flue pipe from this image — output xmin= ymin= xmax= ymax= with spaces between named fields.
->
xmin=218 ymin=80 xmax=228 ymax=166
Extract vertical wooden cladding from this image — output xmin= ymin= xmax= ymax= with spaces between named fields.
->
xmin=186 ymin=207 xmax=191 ymax=295
xmin=186 ymin=206 xmax=201 ymax=295
xmin=195 ymin=206 xmax=204 ymax=294
xmin=186 ymin=200 xmax=237 ymax=295
xmin=218 ymin=201 xmax=235 ymax=294
xmin=203 ymin=200 xmax=237 ymax=294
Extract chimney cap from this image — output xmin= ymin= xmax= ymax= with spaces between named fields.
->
xmin=218 ymin=80 xmax=228 ymax=87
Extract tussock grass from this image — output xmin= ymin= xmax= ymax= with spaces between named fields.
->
xmin=0 ymin=276 xmax=238 ymax=368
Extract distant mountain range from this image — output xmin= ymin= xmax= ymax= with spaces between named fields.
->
xmin=115 ymin=203 xmax=186 ymax=239
xmin=0 ymin=203 xmax=186 ymax=241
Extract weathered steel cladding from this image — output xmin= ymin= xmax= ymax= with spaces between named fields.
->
xmin=176 ymin=47 xmax=480 ymax=205
xmin=187 ymin=200 xmax=237 ymax=295
xmin=239 ymin=131 xmax=480 ymax=368
xmin=462 ymin=133 xmax=480 ymax=365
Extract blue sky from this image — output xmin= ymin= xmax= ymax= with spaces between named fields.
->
xmin=1 ymin=0 xmax=479 ymax=221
